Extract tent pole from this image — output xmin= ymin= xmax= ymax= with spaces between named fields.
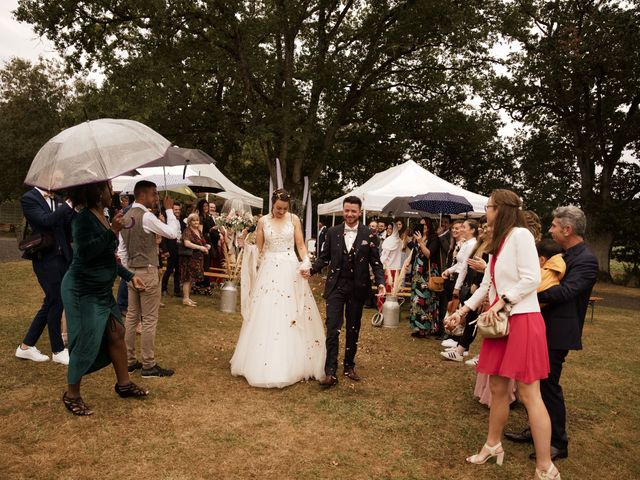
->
xmin=363 ymin=209 xmax=367 ymax=224
xmin=332 ymin=214 xmax=336 ymax=226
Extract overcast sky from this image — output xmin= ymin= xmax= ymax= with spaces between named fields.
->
xmin=0 ymin=1 xmax=636 ymax=161
xmin=0 ymin=0 xmax=60 ymax=63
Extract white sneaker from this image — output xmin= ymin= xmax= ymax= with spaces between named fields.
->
xmin=440 ymin=350 xmax=465 ymax=362
xmin=465 ymin=355 xmax=479 ymax=366
xmin=440 ymin=338 xmax=458 ymax=348
xmin=443 ymin=346 xmax=469 ymax=356
xmin=52 ymin=348 xmax=70 ymax=366
xmin=15 ymin=345 xmax=49 ymax=362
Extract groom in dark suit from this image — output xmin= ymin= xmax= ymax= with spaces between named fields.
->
xmin=305 ymin=196 xmax=385 ymax=387
xmin=16 ymin=187 xmax=74 ymax=364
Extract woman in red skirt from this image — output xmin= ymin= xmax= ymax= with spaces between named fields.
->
xmin=448 ymin=189 xmax=559 ymax=480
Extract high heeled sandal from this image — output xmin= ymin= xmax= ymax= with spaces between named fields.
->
xmin=466 ymin=442 xmax=504 ymax=466
xmin=182 ymin=298 xmax=197 ymax=307
xmin=62 ymin=392 xmax=93 ymax=416
xmin=114 ymin=382 xmax=149 ymax=398
xmin=535 ymin=463 xmax=561 ymax=480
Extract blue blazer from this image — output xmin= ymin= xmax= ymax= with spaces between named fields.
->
xmin=21 ymin=188 xmax=75 ymax=263
xmin=538 ymin=241 xmax=598 ymax=351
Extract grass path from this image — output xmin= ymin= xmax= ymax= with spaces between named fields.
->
xmin=1 ymin=261 xmax=639 ymax=479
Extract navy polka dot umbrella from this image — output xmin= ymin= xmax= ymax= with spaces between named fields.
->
xmin=408 ymin=192 xmax=473 ymax=215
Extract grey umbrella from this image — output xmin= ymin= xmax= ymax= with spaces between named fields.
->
xmin=148 ymin=147 xmax=215 ymax=167
xmin=145 ymin=146 xmax=216 ymax=191
xmin=186 ymin=175 xmax=225 ymax=193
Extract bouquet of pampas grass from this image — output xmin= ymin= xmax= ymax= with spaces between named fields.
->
xmin=389 ymin=250 xmax=413 ymax=297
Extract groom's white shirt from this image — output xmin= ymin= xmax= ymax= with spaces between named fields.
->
xmin=344 ymin=222 xmax=359 ymax=251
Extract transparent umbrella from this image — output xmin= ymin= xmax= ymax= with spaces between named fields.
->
xmin=24 ymin=119 xmax=172 ymax=191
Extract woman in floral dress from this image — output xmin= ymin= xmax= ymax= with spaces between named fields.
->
xmin=408 ymin=218 xmax=441 ymax=338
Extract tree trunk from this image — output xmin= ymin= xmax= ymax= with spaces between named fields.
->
xmin=585 ymin=229 xmax=613 ymax=281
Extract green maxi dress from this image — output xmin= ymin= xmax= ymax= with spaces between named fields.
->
xmin=61 ymin=209 xmax=134 ymax=385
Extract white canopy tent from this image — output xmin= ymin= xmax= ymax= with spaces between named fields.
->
xmin=317 ymin=160 xmax=488 ymax=219
xmin=112 ymin=163 xmax=263 ymax=210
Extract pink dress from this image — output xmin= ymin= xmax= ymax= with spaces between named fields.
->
xmin=474 ymin=373 xmax=517 ymax=407
xmin=475 ymin=240 xmax=550 ymax=385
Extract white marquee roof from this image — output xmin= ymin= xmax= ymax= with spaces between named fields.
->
xmin=317 ymin=160 xmax=488 ymax=215
xmin=112 ymin=163 xmax=263 ymax=209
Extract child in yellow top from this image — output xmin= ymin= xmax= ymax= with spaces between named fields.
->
xmin=536 ymin=239 xmax=566 ymax=293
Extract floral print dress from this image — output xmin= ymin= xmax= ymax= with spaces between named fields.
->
xmin=408 ymin=244 xmax=441 ymax=334
xmin=180 ymin=228 xmax=206 ymax=283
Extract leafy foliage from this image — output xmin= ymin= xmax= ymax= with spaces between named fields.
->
xmin=0 ymin=58 xmax=80 ymax=201
xmin=491 ymin=0 xmax=640 ymax=274
xmin=14 ymin=0 xmax=507 ymax=209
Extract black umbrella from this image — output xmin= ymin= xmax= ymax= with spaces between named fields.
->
xmin=408 ymin=192 xmax=473 ymax=215
xmin=381 ymin=196 xmax=424 ymax=217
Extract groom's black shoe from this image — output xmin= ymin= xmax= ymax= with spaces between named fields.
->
xmin=505 ymin=427 xmax=533 ymax=443
xmin=344 ymin=367 xmax=361 ymax=381
xmin=529 ymin=445 xmax=568 ymax=461
xmin=319 ymin=375 xmax=338 ymax=388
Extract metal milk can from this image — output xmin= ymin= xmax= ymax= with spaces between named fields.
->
xmin=382 ymin=296 xmax=401 ymax=328
xmin=220 ymin=281 xmax=238 ymax=313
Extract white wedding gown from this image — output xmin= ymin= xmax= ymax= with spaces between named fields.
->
xmin=230 ymin=214 xmax=326 ymax=388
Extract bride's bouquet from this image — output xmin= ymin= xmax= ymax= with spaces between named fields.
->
xmin=215 ymin=198 xmax=256 ymax=265
xmin=214 ymin=211 xmax=256 ymax=232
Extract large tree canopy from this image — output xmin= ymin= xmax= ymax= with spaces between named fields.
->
xmin=15 ymin=0 xmax=508 ymax=207
xmin=492 ymin=0 xmax=640 ymax=275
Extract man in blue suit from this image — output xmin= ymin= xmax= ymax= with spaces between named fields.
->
xmin=505 ymin=206 xmax=598 ymax=462
xmin=15 ymin=187 xmax=74 ymax=364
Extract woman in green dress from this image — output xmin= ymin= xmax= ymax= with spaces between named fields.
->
xmin=61 ymin=181 xmax=148 ymax=416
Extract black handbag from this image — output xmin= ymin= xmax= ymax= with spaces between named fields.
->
xmin=178 ymin=244 xmax=193 ymax=257
xmin=18 ymin=223 xmax=54 ymax=260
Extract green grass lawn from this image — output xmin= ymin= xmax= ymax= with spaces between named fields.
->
xmin=1 ymin=260 xmax=639 ymax=479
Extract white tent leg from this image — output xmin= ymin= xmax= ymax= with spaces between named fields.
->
xmin=332 ymin=214 xmax=336 ymax=226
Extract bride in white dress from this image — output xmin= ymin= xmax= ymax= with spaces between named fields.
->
xmin=230 ymin=189 xmax=326 ymax=388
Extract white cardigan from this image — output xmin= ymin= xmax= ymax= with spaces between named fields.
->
xmin=464 ymin=227 xmax=541 ymax=315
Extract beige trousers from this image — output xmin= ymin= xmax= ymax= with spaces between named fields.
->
xmin=125 ymin=266 xmax=161 ymax=369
